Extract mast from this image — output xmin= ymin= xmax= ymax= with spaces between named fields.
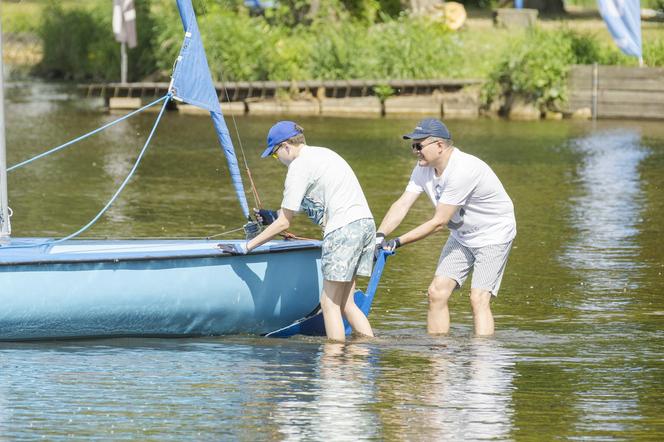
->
xmin=0 ymin=12 xmax=10 ymax=240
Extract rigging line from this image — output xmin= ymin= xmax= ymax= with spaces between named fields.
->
xmin=7 ymin=94 xmax=170 ymax=172
xmin=0 ymin=94 xmax=173 ymax=250
xmin=217 ymin=76 xmax=311 ymax=242
xmin=205 ymin=226 xmax=246 ymax=239
xmin=217 ymin=73 xmax=262 ymax=210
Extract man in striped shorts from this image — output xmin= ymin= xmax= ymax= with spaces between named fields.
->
xmin=378 ymin=118 xmax=516 ymax=336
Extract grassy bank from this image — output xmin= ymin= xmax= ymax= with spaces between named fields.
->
xmin=2 ymin=0 xmax=664 ymax=110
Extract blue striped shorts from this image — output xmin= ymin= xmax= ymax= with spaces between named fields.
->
xmin=321 ymin=218 xmax=375 ymax=282
xmin=435 ymin=235 xmax=513 ymax=296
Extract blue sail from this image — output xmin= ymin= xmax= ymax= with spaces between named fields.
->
xmin=172 ymin=0 xmax=250 ymax=218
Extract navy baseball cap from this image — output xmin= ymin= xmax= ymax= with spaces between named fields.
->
xmin=402 ymin=118 xmax=451 ymax=140
xmin=261 ymin=121 xmax=302 ymax=158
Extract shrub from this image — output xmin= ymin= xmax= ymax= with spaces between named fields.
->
xmin=483 ymin=28 xmax=576 ymax=112
xmin=36 ymin=1 xmax=158 ymax=81
xmin=565 ymin=30 xmax=603 ymax=65
xmin=480 ymin=28 xmax=642 ymax=112
xmin=364 ymin=17 xmax=458 ymax=79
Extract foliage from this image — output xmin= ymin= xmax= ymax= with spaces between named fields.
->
xmin=373 ymin=84 xmax=395 ymax=102
xmin=152 ymin=3 xmax=458 ymax=83
xmin=35 ymin=0 xmax=158 ymax=81
xmin=644 ymin=37 xmax=664 ymax=67
xmin=480 ymin=28 xmax=653 ymax=112
xmin=483 ymin=28 xmax=576 ymax=112
xmin=374 ymin=0 xmax=404 ymax=18
xmin=565 ymin=30 xmax=603 ymax=65
xmin=27 ymin=0 xmax=664 ymax=87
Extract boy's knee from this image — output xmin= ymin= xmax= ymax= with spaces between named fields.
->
xmin=320 ymin=294 xmax=339 ymax=311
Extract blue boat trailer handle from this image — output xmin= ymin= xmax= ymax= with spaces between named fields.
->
xmin=264 ymin=249 xmax=394 ymax=338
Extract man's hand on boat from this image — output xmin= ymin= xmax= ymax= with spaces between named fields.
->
xmin=253 ymin=208 xmax=280 ymax=226
xmin=217 ymin=243 xmax=248 ymax=255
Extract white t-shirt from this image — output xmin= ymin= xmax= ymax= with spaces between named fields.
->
xmin=281 ymin=145 xmax=373 ymax=236
xmin=406 ymin=148 xmax=516 ymax=248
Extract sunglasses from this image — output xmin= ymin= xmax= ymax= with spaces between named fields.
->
xmin=411 ymin=139 xmax=438 ymax=151
xmin=271 ymin=143 xmax=284 ymax=159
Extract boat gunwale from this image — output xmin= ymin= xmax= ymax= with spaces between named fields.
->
xmin=0 ymin=239 xmax=322 ymax=267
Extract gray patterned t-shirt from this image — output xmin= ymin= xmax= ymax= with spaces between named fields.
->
xmin=281 ymin=145 xmax=373 ymax=236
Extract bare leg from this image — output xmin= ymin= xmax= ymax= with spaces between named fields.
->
xmin=470 ymin=289 xmax=494 ymax=336
xmin=341 ymin=280 xmax=374 ymax=337
xmin=320 ymin=279 xmax=350 ymax=341
xmin=427 ymin=276 xmax=457 ymax=334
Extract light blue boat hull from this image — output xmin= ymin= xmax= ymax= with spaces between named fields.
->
xmin=0 ymin=238 xmax=323 ymax=341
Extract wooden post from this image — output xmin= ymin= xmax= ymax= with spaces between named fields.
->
xmin=591 ymin=62 xmax=598 ymax=120
xmin=121 ymin=42 xmax=128 ymax=84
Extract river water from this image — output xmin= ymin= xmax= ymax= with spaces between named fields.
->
xmin=1 ymin=83 xmax=663 ymax=440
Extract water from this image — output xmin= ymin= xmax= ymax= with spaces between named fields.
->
xmin=2 ymin=83 xmax=664 ymax=440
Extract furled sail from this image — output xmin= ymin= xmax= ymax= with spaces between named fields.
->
xmin=172 ymin=0 xmax=250 ymax=218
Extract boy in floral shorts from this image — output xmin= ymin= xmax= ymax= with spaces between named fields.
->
xmin=247 ymin=121 xmax=375 ymax=341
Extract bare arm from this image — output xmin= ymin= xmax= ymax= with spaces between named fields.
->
xmin=390 ymin=203 xmax=458 ymax=248
xmin=247 ymin=208 xmax=295 ymax=252
xmin=376 ymin=191 xmax=420 ymax=236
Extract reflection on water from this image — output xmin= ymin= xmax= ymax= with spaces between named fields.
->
xmin=0 ymin=337 xmax=517 ymax=441
xmin=274 ymin=343 xmax=380 ymax=441
xmin=562 ymin=130 xmax=649 ymax=305
xmin=378 ymin=338 xmax=515 ymax=441
xmin=559 ymin=130 xmax=655 ymax=438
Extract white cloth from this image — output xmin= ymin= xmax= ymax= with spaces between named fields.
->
xmin=113 ymin=0 xmax=137 ymax=48
xmin=406 ymin=148 xmax=516 ymax=248
xmin=281 ymin=145 xmax=373 ymax=236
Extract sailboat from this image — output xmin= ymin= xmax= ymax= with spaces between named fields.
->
xmin=0 ymin=0 xmax=336 ymax=341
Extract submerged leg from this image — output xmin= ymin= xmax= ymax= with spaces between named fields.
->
xmin=320 ymin=279 xmax=350 ymax=342
xmin=470 ymin=288 xmax=494 ymax=336
xmin=427 ymin=276 xmax=457 ymax=334
xmin=342 ymin=280 xmax=374 ymax=337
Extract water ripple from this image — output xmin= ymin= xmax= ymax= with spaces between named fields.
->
xmin=562 ymin=129 xmax=649 ymax=300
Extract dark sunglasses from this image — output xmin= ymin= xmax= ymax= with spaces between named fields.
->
xmin=411 ymin=139 xmax=438 ymax=151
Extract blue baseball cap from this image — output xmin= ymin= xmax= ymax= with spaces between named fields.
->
xmin=261 ymin=121 xmax=302 ymax=158
xmin=402 ymin=118 xmax=451 ymax=140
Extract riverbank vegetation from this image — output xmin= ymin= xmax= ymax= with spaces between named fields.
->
xmin=2 ymin=0 xmax=664 ymax=109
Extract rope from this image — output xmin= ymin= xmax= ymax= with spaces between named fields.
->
xmin=0 ymin=94 xmax=172 ymax=250
xmin=7 ymin=95 xmax=170 ymax=172
xmin=206 ymin=226 xmax=246 ymax=239
xmin=217 ymin=76 xmax=317 ymax=242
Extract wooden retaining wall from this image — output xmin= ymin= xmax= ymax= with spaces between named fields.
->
xmin=568 ymin=65 xmax=664 ymax=120
xmin=81 ymin=79 xmax=481 ymax=103
xmin=82 ymin=79 xmax=482 ymax=118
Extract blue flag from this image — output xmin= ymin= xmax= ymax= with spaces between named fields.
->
xmin=172 ymin=0 xmax=250 ymax=219
xmin=597 ymin=0 xmax=643 ymax=62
